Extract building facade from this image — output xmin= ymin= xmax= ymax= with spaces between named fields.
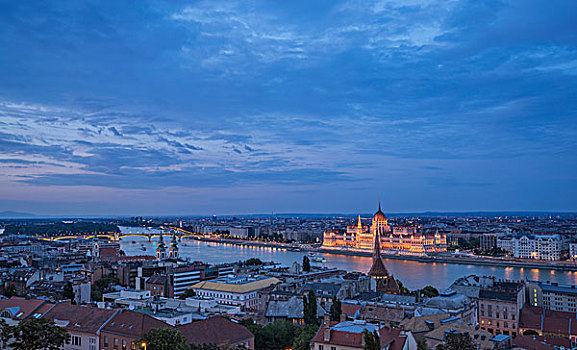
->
xmin=527 ymin=280 xmax=577 ymax=313
xmin=497 ymin=234 xmax=567 ymax=260
xmin=323 ymin=205 xmax=446 ymax=256
xmin=192 ymin=275 xmax=280 ymax=311
xmin=478 ymin=281 xmax=525 ymax=337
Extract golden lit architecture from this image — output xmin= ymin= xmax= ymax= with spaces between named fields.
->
xmin=323 ymin=203 xmax=447 ymax=256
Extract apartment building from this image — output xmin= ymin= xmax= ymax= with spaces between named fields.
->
xmin=497 ymin=234 xmax=567 ymax=260
xmin=478 ymin=281 xmax=525 ymax=336
xmin=526 ymin=280 xmax=577 ymax=313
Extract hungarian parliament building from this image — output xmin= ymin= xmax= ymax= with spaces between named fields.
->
xmin=322 ymin=204 xmax=447 ymax=256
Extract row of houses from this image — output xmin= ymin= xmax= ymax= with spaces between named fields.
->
xmin=0 ymin=297 xmax=254 ymax=350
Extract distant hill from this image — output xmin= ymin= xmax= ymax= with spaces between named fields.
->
xmin=0 ymin=211 xmax=37 ymax=218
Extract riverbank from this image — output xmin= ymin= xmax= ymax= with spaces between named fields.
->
xmin=184 ymin=236 xmax=577 ymax=272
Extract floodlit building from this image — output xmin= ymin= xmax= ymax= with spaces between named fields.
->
xmin=323 ymin=204 xmax=446 ymax=256
xmin=497 ymin=234 xmax=567 ymax=260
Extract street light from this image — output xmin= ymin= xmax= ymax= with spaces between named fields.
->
xmin=141 ymin=342 xmax=147 ymax=350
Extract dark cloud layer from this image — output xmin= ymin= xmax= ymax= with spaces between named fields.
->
xmin=0 ymin=0 xmax=575 ymax=215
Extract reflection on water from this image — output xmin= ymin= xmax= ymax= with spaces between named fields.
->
xmin=118 ymin=227 xmax=577 ymax=291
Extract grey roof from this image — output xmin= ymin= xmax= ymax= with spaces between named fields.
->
xmin=300 ymin=282 xmax=340 ymax=298
xmin=530 ymin=281 xmax=577 ymax=296
xmin=424 ymin=293 xmax=470 ymax=311
xmin=265 ymin=296 xmax=325 ymax=319
xmin=331 ymin=320 xmax=381 ymax=334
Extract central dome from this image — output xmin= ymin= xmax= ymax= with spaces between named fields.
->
xmin=373 ymin=202 xmax=387 ymax=221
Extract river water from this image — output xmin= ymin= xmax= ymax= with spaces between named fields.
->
xmin=118 ymin=227 xmax=577 ymax=291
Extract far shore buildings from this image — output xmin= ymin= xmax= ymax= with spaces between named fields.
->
xmin=497 ymin=234 xmax=567 ymax=261
xmin=323 ymin=204 xmax=447 ymax=256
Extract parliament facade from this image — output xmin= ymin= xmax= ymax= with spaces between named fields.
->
xmin=323 ymin=204 xmax=447 ymax=256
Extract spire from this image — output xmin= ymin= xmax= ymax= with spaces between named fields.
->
xmin=368 ymin=229 xmax=387 ymax=276
xmin=357 ymin=215 xmax=362 ymax=228
xmin=378 ymin=201 xmax=381 ymax=212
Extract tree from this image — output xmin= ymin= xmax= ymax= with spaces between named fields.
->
xmin=363 ymin=329 xmax=380 ymax=350
xmin=4 ymin=284 xmax=17 ymax=298
xmin=292 ymin=325 xmax=319 ymax=350
xmin=303 ymin=290 xmax=318 ymax=325
xmin=329 ymin=296 xmax=342 ymax=322
xmin=254 ymin=321 xmax=295 ymax=350
xmin=436 ymin=332 xmax=476 ymax=350
xmin=302 ymin=256 xmax=311 ymax=272
xmin=396 ymin=280 xmax=410 ymax=295
xmin=179 ymin=289 xmax=196 ymax=300
xmin=420 ymin=286 xmax=439 ymax=298
xmin=417 ymin=338 xmax=428 ymax=350
xmin=63 ymin=281 xmax=76 ymax=304
xmin=238 ymin=318 xmax=262 ymax=336
xmin=136 ymin=328 xmax=190 ymax=350
xmin=244 ymin=258 xmax=263 ymax=266
xmin=9 ymin=318 xmax=70 ymax=350
xmin=0 ymin=319 xmax=11 ymax=349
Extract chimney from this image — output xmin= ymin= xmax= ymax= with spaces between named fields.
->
xmin=340 ymin=314 xmax=347 ymax=322
xmin=323 ymin=313 xmax=330 ymax=324
xmin=324 ymin=325 xmax=331 ymax=342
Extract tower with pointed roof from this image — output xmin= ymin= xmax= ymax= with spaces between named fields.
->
xmin=156 ymin=232 xmax=167 ymax=260
xmin=169 ymin=232 xmax=179 ymax=259
xmin=368 ymin=203 xmax=400 ymax=293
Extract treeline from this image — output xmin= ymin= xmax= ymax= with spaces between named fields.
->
xmin=4 ymin=222 xmax=121 ymax=236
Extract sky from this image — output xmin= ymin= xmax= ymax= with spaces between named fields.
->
xmin=0 ymin=0 xmax=576 ymax=216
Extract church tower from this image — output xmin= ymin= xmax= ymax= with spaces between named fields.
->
xmin=368 ymin=204 xmax=399 ymax=293
xmin=156 ymin=232 xmax=167 ymax=260
xmin=169 ymin=232 xmax=179 ymax=259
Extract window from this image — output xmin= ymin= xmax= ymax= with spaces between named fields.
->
xmin=104 ymin=336 xmax=109 ymax=347
xmin=90 ymin=337 xmax=96 ymax=350
xmin=319 ymin=346 xmax=324 ymax=350
xmin=71 ymin=335 xmax=82 ymax=346
xmin=331 ymin=347 xmax=336 ymax=350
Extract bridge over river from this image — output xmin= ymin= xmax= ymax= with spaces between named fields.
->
xmin=38 ymin=226 xmax=197 ymax=242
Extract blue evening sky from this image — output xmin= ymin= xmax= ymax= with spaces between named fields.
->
xmin=0 ymin=0 xmax=576 ymax=216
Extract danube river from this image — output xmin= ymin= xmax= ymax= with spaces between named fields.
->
xmin=118 ymin=227 xmax=577 ymax=290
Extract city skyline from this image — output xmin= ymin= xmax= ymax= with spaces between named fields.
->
xmin=1 ymin=0 xmax=576 ymax=216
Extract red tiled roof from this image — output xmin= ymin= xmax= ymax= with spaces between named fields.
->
xmin=311 ymin=321 xmax=405 ymax=349
xmin=102 ymin=310 xmax=171 ymax=338
xmin=43 ymin=302 xmax=117 ymax=334
xmin=341 ymin=304 xmax=361 ymax=317
xmin=99 ymin=247 xmax=119 ymax=258
xmin=0 ymin=297 xmax=51 ymax=320
xmin=513 ymin=334 xmax=572 ymax=350
xmin=177 ymin=317 xmax=253 ymax=346
xmin=520 ymin=305 xmax=577 ymax=336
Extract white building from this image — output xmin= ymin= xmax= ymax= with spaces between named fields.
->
xmin=497 ymin=234 xmax=567 ymax=261
xmin=570 ymin=243 xmax=577 ymax=261
xmin=192 ymin=275 xmax=280 ymax=311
